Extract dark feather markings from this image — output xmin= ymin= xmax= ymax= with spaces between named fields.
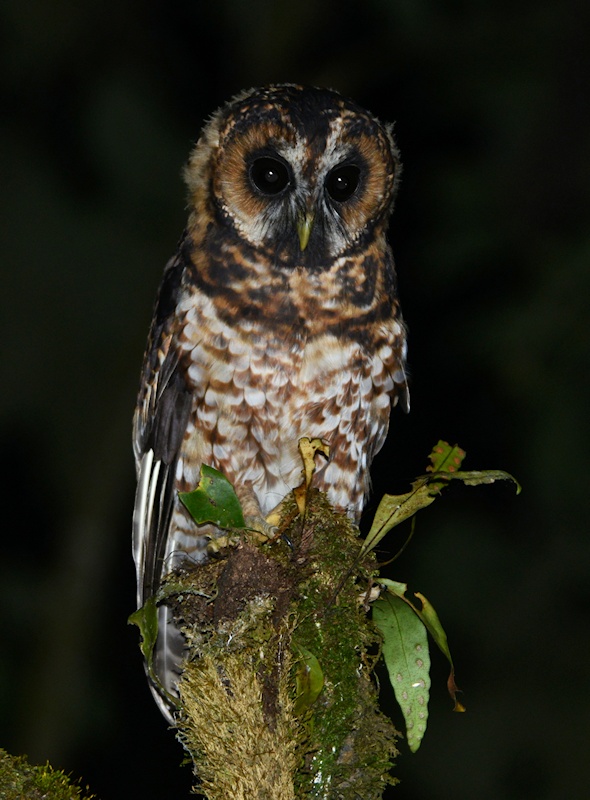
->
xmin=148 ymin=368 xmax=192 ymax=465
xmin=155 ymin=237 xmax=189 ymax=326
xmin=135 ymin=237 xmax=194 ymax=601
xmin=136 ymin=237 xmax=192 ymax=454
xmin=142 ymin=460 xmax=178 ymax=601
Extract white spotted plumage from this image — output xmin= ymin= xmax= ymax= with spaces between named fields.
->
xmin=133 ymin=84 xmax=408 ymax=721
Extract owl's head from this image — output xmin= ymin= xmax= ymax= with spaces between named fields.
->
xmin=184 ymin=85 xmax=400 ymax=267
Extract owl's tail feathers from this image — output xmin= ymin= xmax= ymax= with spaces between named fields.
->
xmin=133 ymin=448 xmax=187 ymax=725
xmin=148 ymin=606 xmax=186 ymax=726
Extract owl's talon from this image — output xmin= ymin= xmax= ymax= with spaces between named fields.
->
xmin=281 ymin=532 xmax=295 ymax=550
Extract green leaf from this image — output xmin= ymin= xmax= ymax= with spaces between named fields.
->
xmin=128 ymin=596 xmax=158 ymax=668
xmin=378 ymin=580 xmax=464 ymax=713
xmin=424 ymin=468 xmax=522 ymax=494
xmin=360 ymin=484 xmax=437 ymax=557
xmin=373 ymin=588 xmax=431 ymax=752
xmin=128 ymin=599 xmax=180 ymax=710
xmin=179 ymin=464 xmax=246 ymax=529
xmin=427 ymin=440 xmax=466 ymax=471
xmin=361 ymin=441 xmax=520 ymax=557
xmin=360 ymin=442 xmax=466 ymax=557
xmin=414 ymin=591 xmax=464 ymax=712
xmin=293 ymin=643 xmax=324 ymax=715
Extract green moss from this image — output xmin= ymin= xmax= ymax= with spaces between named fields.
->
xmin=0 ymin=749 xmax=94 ymax=800
xmin=284 ymin=493 xmax=399 ymax=798
xmin=164 ymin=490 xmax=400 ymax=798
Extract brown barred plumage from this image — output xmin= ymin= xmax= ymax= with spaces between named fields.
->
xmin=132 ymin=84 xmax=408 ymax=721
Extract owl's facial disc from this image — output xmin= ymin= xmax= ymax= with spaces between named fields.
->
xmin=221 ymin=141 xmax=370 ymax=264
xmin=206 ymin=88 xmax=399 ymax=267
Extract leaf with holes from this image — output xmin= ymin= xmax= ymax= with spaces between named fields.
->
xmin=378 ymin=579 xmax=463 ymax=712
xmin=373 ymin=587 xmax=431 ymax=752
xmin=423 ymin=441 xmax=466 ymax=492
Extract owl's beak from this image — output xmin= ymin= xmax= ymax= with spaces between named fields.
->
xmin=297 ymin=211 xmax=314 ymax=251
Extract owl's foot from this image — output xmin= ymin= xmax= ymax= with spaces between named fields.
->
xmin=243 ymin=514 xmax=278 ymax=542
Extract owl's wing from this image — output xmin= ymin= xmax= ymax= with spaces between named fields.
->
xmin=132 ymin=239 xmax=193 ymax=720
xmin=133 ymin=240 xmax=193 ymax=603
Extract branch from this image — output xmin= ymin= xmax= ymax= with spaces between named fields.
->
xmin=166 ymin=491 xmax=400 ymax=799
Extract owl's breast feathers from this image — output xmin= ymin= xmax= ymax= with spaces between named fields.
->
xmin=136 ymin=229 xmax=407 ymax=477
xmin=143 ymin=230 xmax=406 ymax=516
xmin=185 ymin=220 xmax=402 ymax=337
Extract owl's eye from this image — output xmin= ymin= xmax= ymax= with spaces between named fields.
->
xmin=325 ymin=164 xmax=361 ymax=203
xmin=249 ymin=157 xmax=291 ymax=196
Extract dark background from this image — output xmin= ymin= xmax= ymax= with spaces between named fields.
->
xmin=1 ymin=1 xmax=589 ymax=798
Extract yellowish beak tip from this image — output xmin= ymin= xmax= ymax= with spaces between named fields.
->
xmin=297 ymin=213 xmax=314 ymax=251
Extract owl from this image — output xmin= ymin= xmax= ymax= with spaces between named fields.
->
xmin=132 ymin=84 xmax=409 ymax=721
